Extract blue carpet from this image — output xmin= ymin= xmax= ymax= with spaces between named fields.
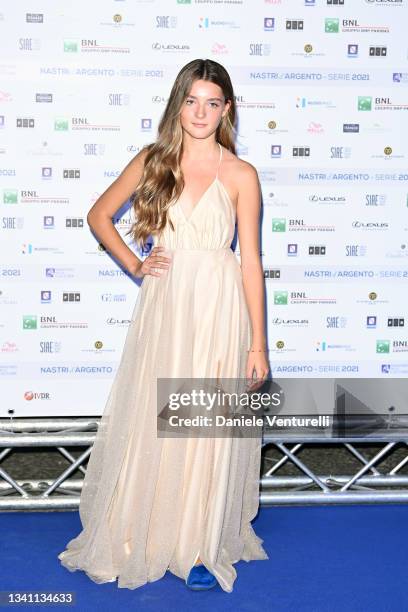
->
xmin=1 ymin=505 xmax=407 ymax=612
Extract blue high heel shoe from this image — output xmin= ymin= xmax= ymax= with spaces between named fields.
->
xmin=185 ymin=564 xmax=218 ymax=590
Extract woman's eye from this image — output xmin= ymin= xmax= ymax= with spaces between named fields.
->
xmin=185 ymin=99 xmax=219 ymax=107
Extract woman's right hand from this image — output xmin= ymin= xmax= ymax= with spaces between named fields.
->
xmin=135 ymin=246 xmax=172 ymax=278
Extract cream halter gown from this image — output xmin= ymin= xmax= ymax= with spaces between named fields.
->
xmin=58 ymin=142 xmax=268 ymax=593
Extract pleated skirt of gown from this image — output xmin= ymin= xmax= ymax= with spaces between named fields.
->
xmin=58 ymin=177 xmax=269 ymax=593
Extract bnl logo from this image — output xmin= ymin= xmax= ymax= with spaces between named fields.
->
xmin=274 ymin=291 xmax=288 ymax=305
xmin=376 ymin=340 xmax=390 ymax=354
xmin=358 ymin=97 xmax=372 ymax=111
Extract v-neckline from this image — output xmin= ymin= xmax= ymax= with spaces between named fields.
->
xmin=177 ymin=143 xmax=223 ymax=224
xmin=178 ymin=177 xmax=218 ymax=224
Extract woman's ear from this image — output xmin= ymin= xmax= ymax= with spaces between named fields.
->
xmin=223 ymin=99 xmax=232 ymax=118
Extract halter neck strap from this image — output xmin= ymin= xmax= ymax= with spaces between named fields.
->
xmin=215 ymin=142 xmax=223 ymax=180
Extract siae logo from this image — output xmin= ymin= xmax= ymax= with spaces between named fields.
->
xmin=249 ymin=43 xmax=271 ymax=56
xmin=326 ymin=316 xmax=347 ymax=328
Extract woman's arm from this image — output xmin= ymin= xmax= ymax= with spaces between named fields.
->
xmin=86 ymin=149 xmax=148 ymax=276
xmin=236 ymin=162 xmax=267 ymax=351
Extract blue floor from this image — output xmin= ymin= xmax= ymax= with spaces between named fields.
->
xmin=1 ymin=505 xmax=407 ymax=611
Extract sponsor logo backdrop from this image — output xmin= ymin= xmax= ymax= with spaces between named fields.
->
xmin=0 ymin=0 xmax=407 ymax=415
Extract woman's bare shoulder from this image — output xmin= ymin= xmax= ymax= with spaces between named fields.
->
xmin=221 ymin=146 xmax=259 ymax=183
xmin=220 ymin=146 xmax=259 ymax=207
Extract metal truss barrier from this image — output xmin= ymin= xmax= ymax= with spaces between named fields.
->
xmin=1 ymin=418 xmax=408 ymax=510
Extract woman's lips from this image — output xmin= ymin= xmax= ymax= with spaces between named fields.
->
xmin=192 ymin=123 xmax=207 ymax=127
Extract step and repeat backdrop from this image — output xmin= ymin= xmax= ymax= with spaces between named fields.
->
xmin=0 ymin=0 xmax=407 ymax=416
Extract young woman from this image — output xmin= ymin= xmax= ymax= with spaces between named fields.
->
xmin=58 ymin=58 xmax=270 ymax=593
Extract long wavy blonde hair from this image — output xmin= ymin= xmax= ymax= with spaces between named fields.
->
xmin=126 ymin=58 xmax=237 ymax=249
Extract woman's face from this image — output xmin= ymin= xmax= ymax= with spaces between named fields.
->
xmin=179 ymin=79 xmax=231 ymax=140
